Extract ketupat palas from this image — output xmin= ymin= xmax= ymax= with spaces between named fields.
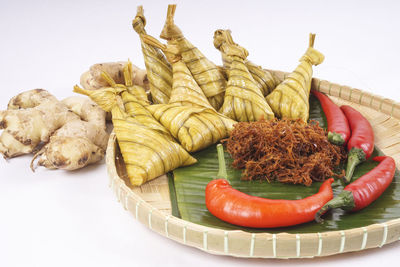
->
xmin=74 ymin=63 xmax=197 ymax=186
xmin=266 ymin=34 xmax=324 ymax=122
xmin=133 ymin=6 xmax=173 ymax=104
xmin=120 ymin=91 xmax=172 ymax=137
xmin=140 ymin=35 xmax=236 ymax=152
xmin=112 ymin=106 xmax=196 ymax=186
xmin=142 ymin=34 xmax=214 ymax=109
xmin=213 ymin=29 xmax=279 ymax=96
xmin=105 ymin=73 xmax=177 ymax=143
xmin=167 ymin=56 xmax=214 ymax=109
xmin=139 ymin=34 xmax=236 ymax=152
xmin=117 ymin=80 xmax=172 ymax=137
xmin=147 ymin=103 xmax=235 ymax=153
xmin=0 ymin=89 xmax=108 ymax=170
xmin=217 ymin=34 xmax=275 ymax=122
xmin=160 ymin=4 xmax=226 ymax=110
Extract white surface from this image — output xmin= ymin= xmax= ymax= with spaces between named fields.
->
xmin=0 ymin=0 xmax=399 ymax=266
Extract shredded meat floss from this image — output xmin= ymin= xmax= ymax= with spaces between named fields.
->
xmin=224 ymin=119 xmax=347 ymax=186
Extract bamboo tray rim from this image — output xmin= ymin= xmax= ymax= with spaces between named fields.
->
xmin=106 ymin=70 xmax=400 ymax=258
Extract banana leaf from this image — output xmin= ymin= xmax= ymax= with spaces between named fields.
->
xmin=169 ymin=95 xmax=400 ymax=233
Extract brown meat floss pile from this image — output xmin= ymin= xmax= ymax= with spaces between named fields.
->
xmin=224 ymin=119 xmax=347 ymax=186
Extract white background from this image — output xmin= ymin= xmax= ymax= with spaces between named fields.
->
xmin=1 ymin=0 xmax=399 ymax=266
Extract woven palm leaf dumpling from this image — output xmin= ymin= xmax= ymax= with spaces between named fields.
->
xmin=147 ymin=103 xmax=236 ymax=153
xmin=132 ymin=5 xmax=173 ymax=104
xmin=215 ymin=30 xmax=274 ymax=122
xmin=213 ymin=29 xmax=279 ymax=96
xmin=266 ymin=33 xmax=325 ymax=122
xmin=166 ymin=48 xmax=215 ymax=109
xmin=140 ymin=35 xmax=236 ymax=153
xmin=109 ymin=106 xmax=196 ymax=186
xmin=141 ymin=34 xmax=214 ymax=110
xmin=160 ymin=4 xmax=227 ymax=110
xmin=73 ymin=62 xmax=196 ymax=186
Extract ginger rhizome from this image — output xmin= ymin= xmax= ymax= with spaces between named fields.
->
xmin=0 ymin=89 xmax=108 ymax=170
xmin=80 ymin=61 xmax=148 ymax=91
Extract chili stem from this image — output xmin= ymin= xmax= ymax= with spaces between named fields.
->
xmin=216 ymin=144 xmax=228 ymax=180
xmin=315 ymin=190 xmax=355 ymax=223
xmin=345 ymin=148 xmax=366 ymax=183
xmin=328 ymin=131 xmax=345 ymax=146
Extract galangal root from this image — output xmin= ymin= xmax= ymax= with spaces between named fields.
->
xmin=0 ymin=89 xmax=108 ymax=170
xmin=80 ymin=61 xmax=148 ymax=91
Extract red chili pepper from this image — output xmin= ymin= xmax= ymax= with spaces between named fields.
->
xmin=205 ymin=144 xmax=334 ymax=228
xmin=341 ymin=105 xmax=374 ymax=183
xmin=315 ymin=156 xmax=396 ymax=222
xmin=311 ymin=90 xmax=350 ymax=146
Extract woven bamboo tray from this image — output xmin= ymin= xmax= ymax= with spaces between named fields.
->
xmin=106 ymin=70 xmax=400 ymax=258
